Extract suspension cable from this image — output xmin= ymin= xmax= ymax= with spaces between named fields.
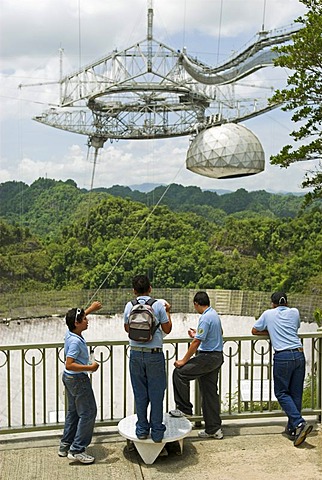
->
xmin=216 ymin=0 xmax=224 ymax=65
xmin=262 ymin=0 xmax=267 ymax=32
xmin=182 ymin=0 xmax=187 ymax=51
xmin=85 ymin=144 xmax=95 ymax=229
xmin=86 ymin=158 xmax=186 ymax=306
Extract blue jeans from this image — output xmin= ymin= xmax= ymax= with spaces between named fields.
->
xmin=60 ymin=373 xmax=97 ymax=454
xmin=273 ymin=350 xmax=305 ymax=431
xmin=129 ymin=350 xmax=166 ymax=442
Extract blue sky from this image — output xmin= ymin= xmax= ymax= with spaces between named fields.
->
xmin=0 ymin=0 xmax=314 ymax=193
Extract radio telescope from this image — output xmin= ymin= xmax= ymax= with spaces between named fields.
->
xmin=29 ymin=1 xmax=301 ymax=180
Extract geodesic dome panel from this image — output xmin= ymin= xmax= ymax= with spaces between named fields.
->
xmin=186 ymin=123 xmax=265 ymax=179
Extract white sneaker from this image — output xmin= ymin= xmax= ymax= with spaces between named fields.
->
xmin=58 ymin=449 xmax=68 ymax=457
xmin=67 ymin=452 xmax=95 ymax=464
xmin=198 ymin=428 xmax=223 ymax=439
xmin=169 ymin=409 xmax=189 ymax=418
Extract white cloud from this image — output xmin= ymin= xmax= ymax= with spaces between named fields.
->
xmin=0 ymin=0 xmax=310 ymax=193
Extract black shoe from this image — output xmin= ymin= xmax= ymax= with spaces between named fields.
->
xmin=137 ymin=434 xmax=148 ymax=440
xmin=293 ymin=422 xmax=313 ymax=447
xmin=283 ymin=426 xmax=296 ymax=440
xmin=169 ymin=409 xmax=190 ymax=418
xmin=127 ymin=440 xmax=135 ymax=451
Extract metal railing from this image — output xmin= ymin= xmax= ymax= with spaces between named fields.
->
xmin=0 ymin=333 xmax=321 ymax=435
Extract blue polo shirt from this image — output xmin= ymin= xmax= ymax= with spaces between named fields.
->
xmin=64 ymin=330 xmax=89 ymax=375
xmin=124 ymin=296 xmax=169 ymax=348
xmin=195 ymin=306 xmax=223 ymax=352
xmin=253 ymin=306 xmax=302 ymax=351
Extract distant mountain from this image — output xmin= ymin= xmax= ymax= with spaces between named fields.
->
xmin=266 ymin=190 xmax=305 ymax=196
xmin=129 ymin=183 xmax=165 ymax=192
xmin=204 ymin=188 xmax=232 ymax=195
xmin=129 ymin=184 xmax=233 ymax=195
xmin=129 ymin=185 xmax=304 ymax=196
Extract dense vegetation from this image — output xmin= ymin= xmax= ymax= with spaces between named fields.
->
xmin=270 ymin=0 xmax=322 ymax=202
xmin=0 ymin=178 xmax=321 ymax=294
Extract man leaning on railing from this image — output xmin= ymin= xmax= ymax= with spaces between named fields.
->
xmin=252 ymin=291 xmax=313 ymax=447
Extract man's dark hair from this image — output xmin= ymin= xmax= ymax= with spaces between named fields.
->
xmin=193 ymin=291 xmax=210 ymax=306
xmin=271 ymin=292 xmax=288 ymax=306
xmin=65 ymin=307 xmax=85 ymax=331
xmin=132 ymin=275 xmax=151 ymax=294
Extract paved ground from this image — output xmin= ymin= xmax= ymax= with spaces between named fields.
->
xmin=0 ymin=420 xmax=321 ymax=480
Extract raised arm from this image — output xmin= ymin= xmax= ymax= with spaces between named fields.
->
xmin=85 ymin=301 xmax=102 ymax=315
xmin=161 ymin=301 xmax=172 ymax=334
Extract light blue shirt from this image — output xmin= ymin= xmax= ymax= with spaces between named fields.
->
xmin=64 ymin=330 xmax=89 ymax=375
xmin=124 ymin=296 xmax=169 ymax=348
xmin=253 ymin=306 xmax=302 ymax=352
xmin=195 ymin=306 xmax=223 ymax=352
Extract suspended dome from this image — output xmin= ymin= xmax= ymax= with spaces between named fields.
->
xmin=186 ymin=123 xmax=265 ymax=179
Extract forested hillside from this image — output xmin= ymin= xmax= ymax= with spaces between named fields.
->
xmin=0 ymin=178 xmax=321 ymax=294
xmin=0 ymin=178 xmax=307 ymax=238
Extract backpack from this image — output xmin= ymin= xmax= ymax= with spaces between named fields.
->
xmin=128 ymin=297 xmax=159 ymax=342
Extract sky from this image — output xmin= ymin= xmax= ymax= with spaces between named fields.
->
xmin=0 ymin=0 xmax=315 ymax=194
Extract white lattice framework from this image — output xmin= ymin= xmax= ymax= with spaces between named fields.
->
xmin=31 ymin=3 xmax=301 ymax=148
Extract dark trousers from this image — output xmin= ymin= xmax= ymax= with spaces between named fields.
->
xmin=172 ymin=351 xmax=224 ymax=434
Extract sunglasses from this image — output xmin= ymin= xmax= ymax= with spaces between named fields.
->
xmin=75 ymin=308 xmax=82 ymax=322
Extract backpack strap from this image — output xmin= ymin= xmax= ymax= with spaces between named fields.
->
xmin=146 ymin=297 xmax=160 ymax=335
xmin=131 ymin=297 xmax=156 ymax=307
xmin=145 ymin=297 xmax=157 ymax=307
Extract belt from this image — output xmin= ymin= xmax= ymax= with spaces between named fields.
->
xmin=131 ymin=347 xmax=162 ymax=353
xmin=275 ymin=347 xmax=303 ymax=353
xmin=197 ymin=350 xmax=222 ymax=354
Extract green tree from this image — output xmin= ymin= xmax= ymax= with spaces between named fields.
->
xmin=270 ymin=0 xmax=322 ymax=202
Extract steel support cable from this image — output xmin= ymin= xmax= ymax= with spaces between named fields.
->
xmin=148 ymin=139 xmax=156 ymax=278
xmin=85 ymin=145 xmax=95 ymax=229
xmin=182 ymin=0 xmax=187 ymax=52
xmin=262 ymin=0 xmax=267 ymax=32
xmin=216 ymin=0 xmax=224 ymax=65
xmin=78 ymin=0 xmax=82 ymax=72
xmin=14 ymin=90 xmax=27 ymax=317
xmin=86 ymin=159 xmax=186 ymax=306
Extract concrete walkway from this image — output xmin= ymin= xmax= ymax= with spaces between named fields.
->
xmin=1 ymin=420 xmax=321 ymax=480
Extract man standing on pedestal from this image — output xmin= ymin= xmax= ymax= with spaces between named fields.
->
xmin=124 ymin=274 xmax=172 ymax=443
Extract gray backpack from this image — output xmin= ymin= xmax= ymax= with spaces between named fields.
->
xmin=128 ymin=298 xmax=159 ymax=342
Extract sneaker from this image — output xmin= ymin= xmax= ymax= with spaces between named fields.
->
xmin=198 ymin=428 xmax=223 ymax=439
xmin=283 ymin=426 xmax=296 ymax=440
xmin=294 ymin=422 xmax=313 ymax=447
xmin=169 ymin=409 xmax=189 ymax=418
xmin=137 ymin=434 xmax=148 ymax=440
xmin=67 ymin=452 xmax=95 ymax=464
xmin=58 ymin=449 xmax=68 ymax=457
